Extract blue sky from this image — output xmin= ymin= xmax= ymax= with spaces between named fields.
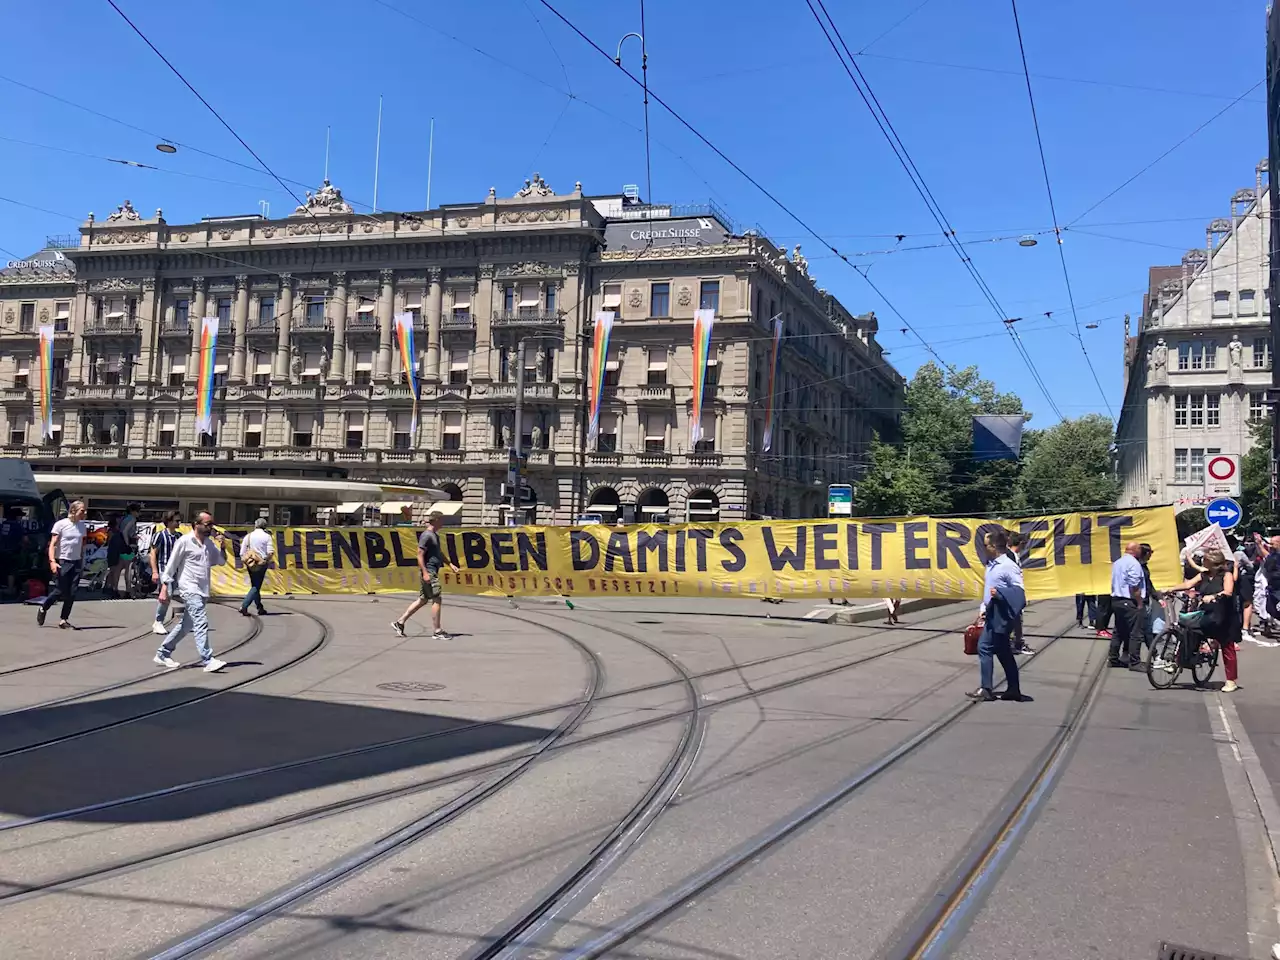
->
xmin=0 ymin=0 xmax=1266 ymax=425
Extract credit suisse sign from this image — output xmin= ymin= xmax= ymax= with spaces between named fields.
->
xmin=603 ymin=216 xmax=728 ymax=251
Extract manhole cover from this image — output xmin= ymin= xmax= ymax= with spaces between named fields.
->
xmin=377 ymin=681 xmax=446 ymax=693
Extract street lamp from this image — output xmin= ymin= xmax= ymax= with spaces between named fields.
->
xmin=155 ymin=142 xmax=177 ymax=154
xmin=1018 ymin=235 xmax=1038 ymax=247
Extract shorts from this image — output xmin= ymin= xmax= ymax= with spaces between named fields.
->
xmin=420 ymin=576 xmax=443 ymax=602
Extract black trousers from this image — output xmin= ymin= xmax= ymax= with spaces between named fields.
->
xmin=1108 ymin=598 xmax=1142 ymax=665
xmin=41 ymin=561 xmax=82 ymax=622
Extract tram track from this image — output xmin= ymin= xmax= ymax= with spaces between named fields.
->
xmin=142 ymin=612 xmax=607 ymax=960
xmin=0 ymin=602 xmax=263 ymax=719
xmin=548 ymin=614 xmax=1093 ymax=960
xmin=0 ymin=612 xmax=981 ymax=910
xmin=0 ymin=598 xmax=981 ymax=834
xmin=0 ymin=619 xmax=157 ymax=678
xmin=0 ymin=601 xmax=328 ymax=761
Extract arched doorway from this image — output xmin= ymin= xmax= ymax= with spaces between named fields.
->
xmin=686 ymin=487 xmax=721 ymax=523
xmin=438 ymin=483 xmax=464 ymax=502
xmin=586 ymin=485 xmax=621 ymax=523
xmin=635 ymin=487 xmax=670 ymax=524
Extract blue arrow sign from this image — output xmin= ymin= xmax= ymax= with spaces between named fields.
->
xmin=1205 ymin=497 xmax=1242 ymax=530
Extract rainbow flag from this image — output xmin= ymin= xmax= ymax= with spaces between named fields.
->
xmin=36 ymin=324 xmax=54 ymax=440
xmin=393 ymin=312 xmax=419 ymax=438
xmin=762 ymin=314 xmax=784 ymax=452
xmin=587 ymin=311 xmax=615 ymax=444
xmin=689 ymin=308 xmax=716 ymax=447
xmin=195 ymin=314 xmax=219 ymax=437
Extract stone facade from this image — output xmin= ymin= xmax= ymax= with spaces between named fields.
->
xmin=0 ymin=180 xmax=903 ymax=524
xmin=1116 ymin=163 xmax=1272 ymax=508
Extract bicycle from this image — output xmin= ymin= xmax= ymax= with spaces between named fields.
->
xmin=1147 ymin=592 xmax=1221 ymax=690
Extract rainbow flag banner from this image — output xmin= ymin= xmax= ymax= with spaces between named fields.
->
xmin=689 ymin=308 xmax=716 ymax=447
xmin=762 ymin=314 xmax=783 ymax=452
xmin=587 ymin=311 xmax=615 ymax=444
xmin=36 ymin=324 xmax=55 ymax=440
xmin=195 ymin=314 xmax=219 ymax=437
xmin=393 ymin=312 xmax=419 ymax=438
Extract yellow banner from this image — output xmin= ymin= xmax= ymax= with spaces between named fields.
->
xmin=204 ymin=507 xmax=1181 ymax=601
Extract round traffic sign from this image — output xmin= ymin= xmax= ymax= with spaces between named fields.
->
xmin=1207 ymin=456 xmax=1237 ymax=482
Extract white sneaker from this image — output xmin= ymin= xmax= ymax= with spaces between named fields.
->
xmin=153 ymin=654 xmax=180 ymax=669
xmin=432 ymin=630 xmax=452 ymax=640
xmin=152 ymin=621 xmax=168 ymax=635
xmin=202 ymin=657 xmax=227 ymax=673
xmin=1222 ymin=680 xmax=1239 ymax=693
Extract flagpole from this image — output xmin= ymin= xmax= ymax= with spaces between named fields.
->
xmin=372 ymin=95 xmax=383 ymax=214
xmin=426 ymin=117 xmax=435 ymax=210
xmin=324 ymin=125 xmax=330 ymax=182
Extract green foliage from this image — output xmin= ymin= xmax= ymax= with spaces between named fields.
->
xmin=854 ymin=362 xmax=1121 ymax=518
xmin=1240 ymin=415 xmax=1277 ymax=533
xmin=855 ymin=362 xmax=1029 ymax=517
xmin=1012 ymin=413 xmax=1121 ymax=513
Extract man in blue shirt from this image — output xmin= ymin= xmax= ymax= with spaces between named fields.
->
xmin=1109 ymin=541 xmax=1146 ymax=669
xmin=967 ymin=528 xmax=1026 ymax=702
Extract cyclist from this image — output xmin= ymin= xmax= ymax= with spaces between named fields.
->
xmin=1170 ymin=548 xmax=1239 ymax=692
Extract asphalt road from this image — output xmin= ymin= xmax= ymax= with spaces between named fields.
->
xmin=0 ymin=592 xmax=1275 ymax=959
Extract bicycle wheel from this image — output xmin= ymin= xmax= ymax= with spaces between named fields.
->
xmin=1191 ymin=640 xmax=1219 ymax=688
xmin=1147 ymin=629 xmax=1183 ymax=690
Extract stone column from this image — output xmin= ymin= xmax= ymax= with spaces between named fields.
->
xmin=69 ymin=280 xmax=89 ymax=384
xmin=186 ymin=277 xmax=206 ymax=383
xmin=137 ymin=276 xmax=159 ymax=384
xmin=375 ymin=269 xmax=394 ymax=381
xmin=274 ymin=274 xmax=292 ymax=382
xmin=475 ymin=263 xmax=495 ymax=382
xmin=230 ymin=274 xmax=249 ymax=383
xmin=329 ymin=271 xmax=347 ymax=384
xmin=426 ymin=266 xmax=443 ymax=383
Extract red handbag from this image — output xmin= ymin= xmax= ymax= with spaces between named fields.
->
xmin=964 ymin=622 xmax=983 ymax=656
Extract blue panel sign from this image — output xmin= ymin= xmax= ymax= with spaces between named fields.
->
xmin=1205 ymin=497 xmax=1242 ymax=530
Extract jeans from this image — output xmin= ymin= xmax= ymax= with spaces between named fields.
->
xmin=41 ymin=560 xmax=82 ymax=621
xmin=240 ymin=566 xmax=268 ymax=613
xmin=158 ymin=591 xmax=212 ymax=663
xmin=979 ymin=626 xmax=1020 ymax=695
xmin=1108 ymin=598 xmax=1142 ymax=665
xmin=1075 ymin=594 xmax=1098 ymax=624
xmin=155 ymin=594 xmax=170 ymax=624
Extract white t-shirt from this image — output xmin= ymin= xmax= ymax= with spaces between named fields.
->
xmin=51 ymin=518 xmax=88 ymax=562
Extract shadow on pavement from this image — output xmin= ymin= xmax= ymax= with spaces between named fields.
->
xmin=0 ymin=689 xmax=551 ymax=824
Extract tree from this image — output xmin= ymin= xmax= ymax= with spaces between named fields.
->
xmin=855 ymin=362 xmax=1027 ymax=516
xmin=1240 ymin=415 xmax=1277 ymax=533
xmin=1012 ymin=414 xmax=1120 ymax=513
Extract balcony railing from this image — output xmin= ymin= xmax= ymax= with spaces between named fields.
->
xmin=161 ymin=319 xmax=191 ymax=336
xmin=442 ymin=312 xmax=475 ymax=331
xmin=248 ymin=316 xmax=278 ymax=334
xmin=83 ymin=319 xmax=142 ymax=337
xmin=292 ymin=314 xmax=330 ymax=331
xmin=491 ymin=312 xmax=564 ymax=331
xmin=485 ymin=381 xmax=558 ymax=400
xmin=1 ymin=386 xmax=31 ymax=402
xmin=347 ymin=313 xmax=378 ymax=331
xmin=78 ymin=384 xmax=133 ymax=400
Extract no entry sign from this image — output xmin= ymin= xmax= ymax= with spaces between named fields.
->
xmin=1205 ymin=454 xmax=1240 ymax=497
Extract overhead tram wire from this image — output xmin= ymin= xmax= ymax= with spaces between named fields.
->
xmin=535 ymin=0 xmax=955 ymax=375
xmin=1008 ymin=0 xmax=1113 ymax=418
xmin=1067 ymin=78 xmax=1264 ymax=228
xmin=802 ymin=0 xmax=1065 ymax=420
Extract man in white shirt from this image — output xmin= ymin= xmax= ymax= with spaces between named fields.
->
xmin=238 ymin=518 xmax=274 ymax=617
xmin=154 ymin=511 xmax=228 ymax=672
xmin=37 ymin=500 xmax=88 ymax=629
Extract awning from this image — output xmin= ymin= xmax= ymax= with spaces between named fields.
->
xmin=333 ymin=502 xmax=368 ymax=514
xmin=426 ymin=501 xmax=464 ymax=517
xmin=357 ymin=304 xmax=375 ymax=313
xmin=640 ymin=505 xmax=671 ymax=514
xmin=379 ymin=501 xmax=414 ymax=514
xmin=105 ymin=311 xmax=125 ymax=319
xmin=603 ymin=294 xmax=621 ymax=309
xmin=587 ymin=502 xmax=619 ymax=513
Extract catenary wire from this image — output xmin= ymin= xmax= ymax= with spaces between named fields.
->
xmin=1008 ymin=0 xmax=1113 ymax=418
xmin=803 ymin=0 xmax=1066 ymax=419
